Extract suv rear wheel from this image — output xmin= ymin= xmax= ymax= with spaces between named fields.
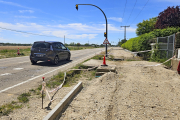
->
xmin=53 ymin=56 xmax=59 ymax=65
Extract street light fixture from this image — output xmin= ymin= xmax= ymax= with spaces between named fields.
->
xmin=76 ymin=5 xmax=78 ymax=10
xmin=75 ymin=4 xmax=108 ymax=57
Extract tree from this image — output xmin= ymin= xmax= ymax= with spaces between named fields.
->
xmin=69 ymin=42 xmax=75 ymax=46
xmin=118 ymin=39 xmax=127 ymax=46
xmin=85 ymin=43 xmax=89 ymax=46
xmin=155 ymin=6 xmax=180 ymax=29
xmin=76 ymin=43 xmax=80 ymax=46
xmin=136 ymin=17 xmax=157 ymax=36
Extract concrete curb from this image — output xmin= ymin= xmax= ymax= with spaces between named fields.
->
xmin=43 ymin=82 xmax=83 ymax=120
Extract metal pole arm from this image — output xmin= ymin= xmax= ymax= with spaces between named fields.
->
xmin=76 ymin=4 xmax=108 ymax=57
xmin=77 ymin=4 xmax=108 ymax=38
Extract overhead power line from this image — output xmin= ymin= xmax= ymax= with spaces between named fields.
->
xmin=129 ymin=0 xmax=150 ymax=26
xmin=0 ymin=26 xmax=59 ymax=38
xmin=121 ymin=0 xmax=127 ymax=25
xmin=126 ymin=0 xmax=137 ymax=25
xmin=0 ymin=26 xmax=78 ymax=42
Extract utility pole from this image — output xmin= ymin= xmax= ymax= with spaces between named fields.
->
xmin=121 ymin=26 xmax=130 ymax=40
xmin=64 ymin=35 xmax=65 ymax=44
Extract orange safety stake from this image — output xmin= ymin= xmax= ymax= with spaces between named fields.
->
xmin=101 ymin=56 xmax=108 ymax=66
xmin=177 ymin=61 xmax=180 ymax=74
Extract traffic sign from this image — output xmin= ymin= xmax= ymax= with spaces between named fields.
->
xmin=103 ymin=38 xmax=109 ymax=44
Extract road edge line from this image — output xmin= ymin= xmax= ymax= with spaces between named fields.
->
xmin=43 ymin=82 xmax=83 ymax=120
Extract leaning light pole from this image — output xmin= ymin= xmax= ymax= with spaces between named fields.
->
xmin=75 ymin=4 xmax=108 ymax=57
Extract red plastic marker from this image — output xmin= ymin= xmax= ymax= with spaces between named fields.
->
xmin=17 ymin=48 xmax=20 ymax=55
xmin=177 ymin=61 xmax=180 ymax=74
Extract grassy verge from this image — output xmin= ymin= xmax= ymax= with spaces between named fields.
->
xmin=149 ymin=50 xmax=172 ymax=68
xmin=0 ymin=48 xmax=31 ymax=59
xmin=0 ymin=46 xmax=102 ymax=59
xmin=44 ymin=64 xmax=94 ymax=89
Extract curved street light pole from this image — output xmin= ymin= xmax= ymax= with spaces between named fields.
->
xmin=76 ymin=4 xmax=108 ymax=57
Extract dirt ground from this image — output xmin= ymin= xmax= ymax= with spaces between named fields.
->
xmin=109 ymin=47 xmax=135 ymax=59
xmin=1 ymin=47 xmax=180 ymax=120
xmin=58 ymin=48 xmax=180 ymax=120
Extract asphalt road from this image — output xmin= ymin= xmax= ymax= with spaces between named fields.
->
xmin=0 ymin=48 xmax=105 ymax=105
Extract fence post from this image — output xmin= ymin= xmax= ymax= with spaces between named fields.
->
xmin=167 ymin=36 xmax=169 ymax=58
xmin=173 ymin=34 xmax=175 ymax=56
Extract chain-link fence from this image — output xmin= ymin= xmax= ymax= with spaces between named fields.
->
xmin=157 ymin=34 xmax=175 ymax=59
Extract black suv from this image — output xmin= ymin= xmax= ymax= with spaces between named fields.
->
xmin=30 ymin=41 xmax=71 ymax=65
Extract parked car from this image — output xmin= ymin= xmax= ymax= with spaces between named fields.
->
xmin=30 ymin=41 xmax=71 ymax=65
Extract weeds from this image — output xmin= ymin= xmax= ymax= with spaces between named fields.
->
xmin=149 ymin=50 xmax=172 ymax=68
xmin=18 ymin=92 xmax=31 ymax=103
xmin=0 ymin=101 xmax=22 ymax=116
xmin=0 ymin=48 xmax=30 ymax=59
xmin=92 ymin=55 xmax=104 ymax=60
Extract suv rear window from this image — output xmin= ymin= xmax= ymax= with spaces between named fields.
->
xmin=32 ymin=42 xmax=50 ymax=48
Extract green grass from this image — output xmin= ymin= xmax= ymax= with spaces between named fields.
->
xmin=0 ymin=101 xmax=22 ymax=116
xmin=17 ymin=92 xmax=31 ymax=103
xmin=0 ymin=46 xmax=101 ymax=59
xmin=91 ymin=55 xmax=104 ymax=60
xmin=46 ymin=66 xmax=83 ymax=88
xmin=44 ymin=63 xmax=97 ymax=88
xmin=0 ymin=48 xmax=31 ymax=59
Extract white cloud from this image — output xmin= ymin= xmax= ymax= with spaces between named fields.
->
xmin=67 ymin=34 xmax=98 ymax=39
xmin=41 ymin=30 xmax=98 ymax=39
xmin=0 ymin=22 xmax=136 ymax=40
xmin=15 ymin=16 xmax=36 ymax=18
xmin=58 ymin=23 xmax=92 ymax=31
xmin=108 ymin=17 xmax=122 ymax=22
xmin=126 ymin=27 xmax=136 ymax=32
xmin=58 ymin=23 xmax=124 ymax=33
xmin=19 ymin=10 xmax=34 ymax=13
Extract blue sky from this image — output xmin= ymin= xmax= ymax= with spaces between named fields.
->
xmin=0 ymin=0 xmax=179 ymax=45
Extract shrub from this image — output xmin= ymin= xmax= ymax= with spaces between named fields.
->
xmin=121 ymin=27 xmax=180 ymax=52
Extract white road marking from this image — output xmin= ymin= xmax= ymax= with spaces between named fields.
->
xmin=0 ymin=73 xmax=12 ymax=76
xmin=0 ymin=56 xmax=28 ymax=61
xmin=0 ymin=51 xmax=102 ymax=93
xmin=13 ymin=68 xmax=24 ymax=70
xmin=18 ymin=61 xmax=29 ymax=63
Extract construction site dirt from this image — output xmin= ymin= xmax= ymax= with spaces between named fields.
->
xmin=1 ymin=47 xmax=180 ymax=120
